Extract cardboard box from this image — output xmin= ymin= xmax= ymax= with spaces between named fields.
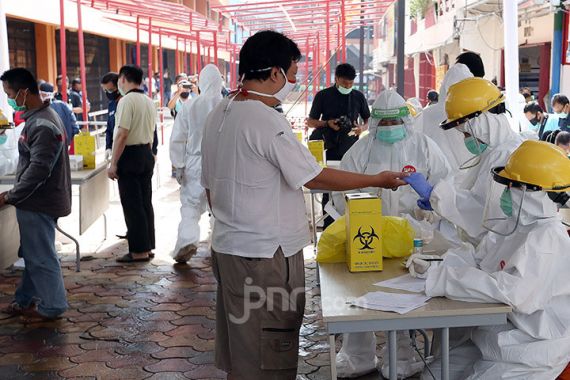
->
xmin=74 ymin=132 xmax=96 ymax=169
xmin=307 ymin=140 xmax=325 ymax=166
xmin=345 ymin=193 xmax=383 ymax=272
xmin=69 ymin=155 xmax=84 ymax=171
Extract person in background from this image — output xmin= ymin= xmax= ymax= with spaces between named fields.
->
xmin=163 ymin=69 xmax=173 ymax=107
xmin=419 ymin=64 xmax=473 ymax=170
xmin=0 ymin=68 xmax=71 ymax=320
xmin=524 ymin=102 xmax=549 ymax=138
xmin=307 ymin=63 xmax=370 ymax=228
xmin=426 ymin=89 xmax=438 ymax=106
xmin=70 ymin=78 xmax=90 ymax=123
xmin=54 ymin=74 xmax=68 ymax=102
xmin=167 ymin=76 xmax=193 ymax=119
xmin=456 ymin=51 xmax=485 ymax=78
xmin=556 ymin=131 xmax=570 ymax=155
xmin=521 ymin=87 xmax=533 ymax=103
xmin=107 ymin=64 xmax=157 ymax=263
xmin=540 ymin=94 xmax=570 ymax=136
xmin=100 ymin=72 xmax=121 ymax=161
xmin=39 ymin=82 xmax=78 ymax=148
xmin=201 ymin=30 xmax=408 ymax=380
xmin=170 ymin=64 xmax=223 ymax=264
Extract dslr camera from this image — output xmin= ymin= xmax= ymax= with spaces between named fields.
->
xmin=336 ymin=116 xmax=353 ymax=131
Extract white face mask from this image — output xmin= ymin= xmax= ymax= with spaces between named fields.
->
xmin=247 ymin=68 xmax=296 ymax=103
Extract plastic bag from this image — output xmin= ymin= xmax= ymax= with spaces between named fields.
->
xmin=316 ymin=215 xmax=346 ymax=263
xmin=316 ymin=216 xmax=415 ymax=263
xmin=0 ymin=123 xmax=24 ymax=176
xmin=381 ymin=216 xmax=414 ymax=258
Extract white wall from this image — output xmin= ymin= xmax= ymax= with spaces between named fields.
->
xmin=460 ymin=13 xmax=503 ymax=81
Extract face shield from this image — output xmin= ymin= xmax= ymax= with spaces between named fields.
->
xmin=482 ymin=167 xmax=561 ymax=236
xmin=454 ymin=118 xmax=488 ymax=170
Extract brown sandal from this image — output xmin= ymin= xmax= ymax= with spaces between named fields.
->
xmin=116 ymin=253 xmax=151 ymax=263
xmin=1 ymin=302 xmax=25 ymax=316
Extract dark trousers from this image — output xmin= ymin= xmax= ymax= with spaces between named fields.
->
xmin=117 ymin=144 xmax=155 ymax=253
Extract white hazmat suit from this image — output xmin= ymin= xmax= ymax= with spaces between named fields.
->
xmin=170 ymin=64 xmax=223 ymax=261
xmin=332 ymin=90 xmax=452 ymax=378
xmin=430 ymin=112 xmax=523 ymax=244
xmin=420 ymin=64 xmax=473 ymax=171
xmin=423 ymin=189 xmax=570 ymax=379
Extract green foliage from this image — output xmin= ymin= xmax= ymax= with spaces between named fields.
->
xmin=409 ymin=0 xmax=433 ymax=19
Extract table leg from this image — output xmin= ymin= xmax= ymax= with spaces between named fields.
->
xmin=441 ymin=327 xmax=450 ymax=380
xmin=310 ymin=193 xmax=317 ymax=250
xmin=329 ymin=334 xmax=337 ymax=379
xmin=388 ymin=330 xmax=397 ymax=380
xmin=103 ymin=213 xmax=108 ymax=241
xmin=56 ymin=224 xmax=81 ymax=272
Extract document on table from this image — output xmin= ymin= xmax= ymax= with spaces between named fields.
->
xmin=352 ymin=291 xmax=430 ymax=314
xmin=374 ymin=274 xmax=426 ymax=293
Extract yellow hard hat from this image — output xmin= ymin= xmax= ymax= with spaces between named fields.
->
xmin=492 ymin=140 xmax=570 ymax=192
xmin=441 ymin=77 xmax=505 ymax=130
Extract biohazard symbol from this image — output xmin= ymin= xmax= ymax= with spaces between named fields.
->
xmin=353 ymin=226 xmax=380 ymax=250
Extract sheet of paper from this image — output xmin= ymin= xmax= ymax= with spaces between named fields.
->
xmin=374 ymin=274 xmax=426 ymax=293
xmin=352 ymin=291 xmax=430 ymax=314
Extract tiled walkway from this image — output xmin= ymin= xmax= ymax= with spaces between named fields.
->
xmin=0 ymin=129 xmax=392 ymax=379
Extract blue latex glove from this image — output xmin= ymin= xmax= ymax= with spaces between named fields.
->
xmin=417 ymin=198 xmax=433 ymax=211
xmin=404 ymin=173 xmax=434 ymax=200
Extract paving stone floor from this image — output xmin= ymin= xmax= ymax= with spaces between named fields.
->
xmin=0 ymin=129 xmax=406 ymax=380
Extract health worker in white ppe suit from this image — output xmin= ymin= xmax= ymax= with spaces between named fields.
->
xmin=406 ymin=78 xmax=524 ymax=245
xmin=419 ymin=64 xmax=473 ymax=171
xmin=407 ymin=140 xmax=570 ymax=380
xmin=332 ymin=89 xmax=452 ymax=379
xmin=170 ymin=64 xmax=223 ymax=263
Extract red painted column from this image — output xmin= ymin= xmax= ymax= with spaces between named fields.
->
xmin=159 ymin=30 xmax=164 ymax=144
xmin=325 ymin=0 xmax=331 ymax=87
xmin=305 ymin=37 xmax=310 ymax=116
xmin=136 ymin=16 xmax=141 ymax=66
xmin=213 ymin=31 xmax=218 ymax=67
xmin=76 ymin=0 xmax=88 ymax=127
xmin=341 ymin=0 xmax=346 ymax=62
xmin=196 ymin=31 xmax=202 ymax=72
xmin=184 ymin=39 xmax=188 ymax=74
xmin=175 ymin=37 xmax=179 ymax=74
xmin=59 ymin=0 xmax=67 ymax=104
xmin=159 ymin=30 xmax=164 ymax=107
xmin=148 ymin=17 xmax=153 ymax=99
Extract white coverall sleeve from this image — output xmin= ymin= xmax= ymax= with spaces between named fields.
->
xmin=430 ymin=148 xmax=509 ymax=240
xmin=424 ymin=136 xmax=453 ymax=184
xmin=169 ymin=105 xmax=189 ymax=169
xmin=426 ymin=245 xmax=554 ymax=316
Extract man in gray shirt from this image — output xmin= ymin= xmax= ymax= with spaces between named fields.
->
xmin=0 ymin=68 xmax=71 ymax=320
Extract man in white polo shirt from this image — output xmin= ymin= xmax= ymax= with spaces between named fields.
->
xmin=201 ymin=30 xmax=408 ymax=379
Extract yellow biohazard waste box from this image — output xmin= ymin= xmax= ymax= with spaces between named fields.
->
xmin=307 ymin=140 xmax=325 ymax=166
xmin=294 ymin=130 xmax=303 ymax=142
xmin=73 ymin=131 xmax=96 ymax=169
xmin=345 ymin=193 xmax=383 ymax=272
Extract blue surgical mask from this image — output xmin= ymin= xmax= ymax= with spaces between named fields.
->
xmin=337 ymin=85 xmax=353 ymax=95
xmin=0 ymin=134 xmax=7 ymax=145
xmin=376 ymin=124 xmax=407 ymax=144
xmin=500 ymin=188 xmax=513 ymax=217
xmin=464 ymin=136 xmax=488 ymax=155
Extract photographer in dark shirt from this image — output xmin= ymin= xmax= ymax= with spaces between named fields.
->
xmin=307 ymin=63 xmax=370 ymax=228
xmin=307 ymin=63 xmax=370 ymax=161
